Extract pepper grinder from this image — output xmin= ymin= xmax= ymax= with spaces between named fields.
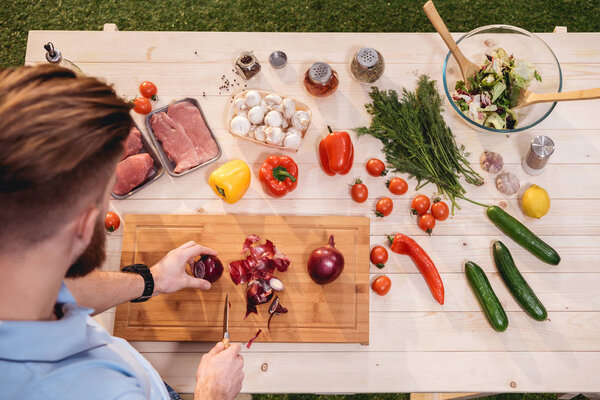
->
xmin=43 ymin=42 xmax=84 ymax=76
xmin=522 ymin=135 xmax=555 ymax=176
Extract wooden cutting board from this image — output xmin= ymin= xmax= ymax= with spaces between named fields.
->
xmin=113 ymin=214 xmax=370 ymax=344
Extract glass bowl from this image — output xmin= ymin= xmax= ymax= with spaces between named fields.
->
xmin=442 ymin=25 xmax=562 ymax=133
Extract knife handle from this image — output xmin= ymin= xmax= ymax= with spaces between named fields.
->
xmin=222 ymin=337 xmax=230 ymax=349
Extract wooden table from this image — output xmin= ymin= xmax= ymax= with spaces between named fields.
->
xmin=26 ymin=27 xmax=600 ymax=395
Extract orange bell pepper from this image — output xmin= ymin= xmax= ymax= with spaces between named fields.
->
xmin=319 ymin=126 xmax=354 ymax=176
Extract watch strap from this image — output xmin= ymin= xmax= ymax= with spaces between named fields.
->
xmin=122 ymin=264 xmax=154 ymax=303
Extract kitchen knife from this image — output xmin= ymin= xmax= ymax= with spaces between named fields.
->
xmin=222 ymin=293 xmax=230 ymax=348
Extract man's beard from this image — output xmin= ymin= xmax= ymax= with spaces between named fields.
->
xmin=66 ymin=219 xmax=106 ymax=278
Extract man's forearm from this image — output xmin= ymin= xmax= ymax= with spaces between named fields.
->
xmin=65 ymin=270 xmax=145 ymax=315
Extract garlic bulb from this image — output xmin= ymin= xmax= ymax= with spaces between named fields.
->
xmin=230 ymin=115 xmax=251 ymax=136
xmin=495 ymin=172 xmax=520 ymax=195
xmin=265 ymin=93 xmax=283 ymax=105
xmin=245 ymin=91 xmax=261 ymax=107
xmin=480 ymin=151 xmax=504 ymax=174
xmin=265 ymin=126 xmax=284 ymax=145
xmin=282 ymin=98 xmax=296 ymax=119
xmin=264 ymin=110 xmax=283 ymax=127
xmin=283 ymin=128 xmax=302 ymax=148
xmin=291 ymin=110 xmax=311 ymax=131
xmin=248 ymin=106 xmax=264 ymax=125
xmin=254 ymin=125 xmax=267 ymax=142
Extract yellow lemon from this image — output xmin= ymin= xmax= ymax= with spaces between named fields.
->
xmin=522 ymin=184 xmax=550 ymax=219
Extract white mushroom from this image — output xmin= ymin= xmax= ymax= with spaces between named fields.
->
xmin=259 ymin=99 xmax=268 ymax=112
xmin=282 ymin=98 xmax=296 ymax=119
xmin=247 ymin=106 xmax=265 ymax=125
xmin=265 ymin=93 xmax=283 ymax=105
xmin=230 ymin=115 xmax=251 ymax=136
xmin=236 ymin=109 xmax=248 ymax=118
xmin=248 ymin=125 xmax=257 ymax=138
xmin=268 ymin=104 xmax=283 ymax=113
xmin=265 ymin=126 xmax=284 ymax=146
xmin=264 ymin=110 xmax=283 ymax=127
xmin=234 ymin=97 xmax=247 ymax=111
xmin=291 ymin=110 xmax=311 ymax=131
xmin=281 ymin=118 xmax=289 ymax=129
xmin=245 ymin=90 xmax=261 ymax=107
xmin=253 ymin=125 xmax=267 ymax=142
xmin=283 ymin=128 xmax=302 ymax=148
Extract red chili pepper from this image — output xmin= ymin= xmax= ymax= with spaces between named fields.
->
xmin=258 ymin=155 xmax=298 ymax=198
xmin=387 ymin=233 xmax=444 ymax=305
xmin=318 ymin=126 xmax=354 ymax=176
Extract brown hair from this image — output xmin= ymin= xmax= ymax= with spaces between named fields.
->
xmin=0 ymin=64 xmax=132 ymax=248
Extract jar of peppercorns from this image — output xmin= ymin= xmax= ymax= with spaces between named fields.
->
xmin=303 ymin=62 xmax=339 ymax=98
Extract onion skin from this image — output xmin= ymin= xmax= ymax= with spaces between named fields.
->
xmin=193 ymin=255 xmax=224 ymax=283
xmin=307 ymin=235 xmax=345 ymax=285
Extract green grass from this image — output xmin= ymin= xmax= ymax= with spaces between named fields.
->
xmin=1 ymin=1 xmax=597 ymax=399
xmin=1 ymin=0 xmax=600 ymax=67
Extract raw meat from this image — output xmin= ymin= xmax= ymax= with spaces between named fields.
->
xmin=121 ymin=126 xmax=143 ymax=160
xmin=150 ymin=112 xmax=202 ymax=173
xmin=113 ymin=153 xmax=154 ymax=195
xmin=167 ymin=101 xmax=219 ymax=161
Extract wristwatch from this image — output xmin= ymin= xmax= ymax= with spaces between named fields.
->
xmin=121 ymin=264 xmax=154 ymax=303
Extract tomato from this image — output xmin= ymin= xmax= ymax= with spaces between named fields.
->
xmin=431 ymin=199 xmax=449 ymax=221
xmin=411 ymin=195 xmax=431 ymax=216
xmin=375 ymin=197 xmax=393 ymax=217
xmin=386 ymin=177 xmax=408 ymax=195
xmin=418 ymin=213 xmax=436 ymax=235
xmin=139 ymin=81 xmax=158 ymax=100
xmin=372 ymin=275 xmax=392 ymax=296
xmin=105 ymin=212 xmax=120 ymax=233
xmin=366 ymin=158 xmax=387 ymax=177
xmin=370 ymin=246 xmax=388 ymax=269
xmin=133 ymin=97 xmax=152 ymax=114
xmin=350 ymin=178 xmax=368 ymax=203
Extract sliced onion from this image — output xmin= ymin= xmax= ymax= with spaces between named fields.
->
xmin=269 ymin=277 xmax=284 ymax=291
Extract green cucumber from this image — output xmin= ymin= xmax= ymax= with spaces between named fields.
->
xmin=486 ymin=205 xmax=560 ymax=265
xmin=493 ymin=241 xmax=548 ymax=321
xmin=465 ymin=261 xmax=508 ymax=332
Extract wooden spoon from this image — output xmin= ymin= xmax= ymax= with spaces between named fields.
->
xmin=423 ymin=0 xmax=480 ymax=88
xmin=514 ymin=87 xmax=600 ymax=109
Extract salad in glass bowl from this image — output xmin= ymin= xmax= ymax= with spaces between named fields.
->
xmin=451 ymin=47 xmax=542 ymax=130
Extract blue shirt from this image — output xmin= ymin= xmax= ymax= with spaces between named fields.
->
xmin=0 ymin=283 xmax=170 ymax=400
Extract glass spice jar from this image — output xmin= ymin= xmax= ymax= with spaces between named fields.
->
xmin=235 ymin=51 xmax=261 ymax=80
xmin=303 ymin=62 xmax=339 ymax=98
xmin=350 ymin=47 xmax=384 ymax=83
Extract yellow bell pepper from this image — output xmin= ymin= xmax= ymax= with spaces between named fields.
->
xmin=209 ymin=160 xmax=251 ymax=204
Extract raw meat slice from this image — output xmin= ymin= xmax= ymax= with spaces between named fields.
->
xmin=167 ymin=101 xmax=219 ymax=161
xmin=113 ymin=153 xmax=154 ymax=195
xmin=121 ymin=126 xmax=143 ymax=160
xmin=150 ymin=112 xmax=202 ymax=173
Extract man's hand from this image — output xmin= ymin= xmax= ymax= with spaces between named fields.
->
xmin=195 ymin=342 xmax=244 ymax=400
xmin=151 ymin=241 xmax=216 ymax=296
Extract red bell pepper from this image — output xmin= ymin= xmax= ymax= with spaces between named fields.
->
xmin=388 ymin=233 xmax=444 ymax=305
xmin=319 ymin=126 xmax=354 ymax=176
xmin=258 ymin=155 xmax=298 ymax=198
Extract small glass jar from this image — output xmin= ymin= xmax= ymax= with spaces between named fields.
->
xmin=303 ymin=62 xmax=339 ymax=98
xmin=235 ymin=51 xmax=261 ymax=80
xmin=350 ymin=47 xmax=384 ymax=83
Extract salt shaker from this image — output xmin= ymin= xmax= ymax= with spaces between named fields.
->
xmin=350 ymin=47 xmax=385 ymax=83
xmin=522 ymin=135 xmax=555 ymax=176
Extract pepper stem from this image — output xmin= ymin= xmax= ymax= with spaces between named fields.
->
xmin=327 ymin=125 xmax=333 ymax=133
xmin=272 ymin=166 xmax=296 ymax=182
xmin=387 ymin=235 xmax=396 ymax=244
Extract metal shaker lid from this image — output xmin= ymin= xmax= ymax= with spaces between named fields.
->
xmin=308 ymin=62 xmax=332 ymax=84
xmin=356 ymin=48 xmax=379 ymax=68
xmin=44 ymin=42 xmax=62 ymax=63
xmin=531 ymin=135 xmax=555 ymax=158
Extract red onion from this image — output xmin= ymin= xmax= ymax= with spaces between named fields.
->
xmin=245 ymin=278 xmax=273 ymax=317
xmin=246 ymin=329 xmax=262 ymax=349
xmin=193 ymin=255 xmax=224 ymax=283
xmin=307 ymin=235 xmax=345 ymax=285
xmin=267 ymin=296 xmax=288 ymax=331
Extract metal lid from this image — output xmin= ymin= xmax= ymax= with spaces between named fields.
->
xmin=269 ymin=51 xmax=287 ymax=69
xmin=356 ymin=48 xmax=379 ymax=68
xmin=308 ymin=62 xmax=332 ymax=84
xmin=44 ymin=42 xmax=62 ymax=63
xmin=531 ymin=135 xmax=555 ymax=158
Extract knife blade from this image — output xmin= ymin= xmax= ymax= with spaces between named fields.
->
xmin=222 ymin=293 xmax=230 ymax=348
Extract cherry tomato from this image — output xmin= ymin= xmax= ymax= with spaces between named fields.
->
xmin=386 ymin=177 xmax=408 ymax=195
xmin=431 ymin=199 xmax=449 ymax=221
xmin=139 ymin=81 xmax=158 ymax=100
xmin=370 ymin=246 xmax=388 ymax=269
xmin=105 ymin=212 xmax=120 ymax=233
xmin=372 ymin=275 xmax=392 ymax=296
xmin=366 ymin=158 xmax=387 ymax=177
xmin=350 ymin=178 xmax=368 ymax=203
xmin=418 ymin=213 xmax=436 ymax=235
xmin=133 ymin=97 xmax=152 ymax=114
xmin=375 ymin=197 xmax=393 ymax=217
xmin=411 ymin=195 xmax=431 ymax=216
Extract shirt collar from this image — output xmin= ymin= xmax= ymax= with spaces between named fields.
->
xmin=0 ymin=283 xmax=109 ymax=362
